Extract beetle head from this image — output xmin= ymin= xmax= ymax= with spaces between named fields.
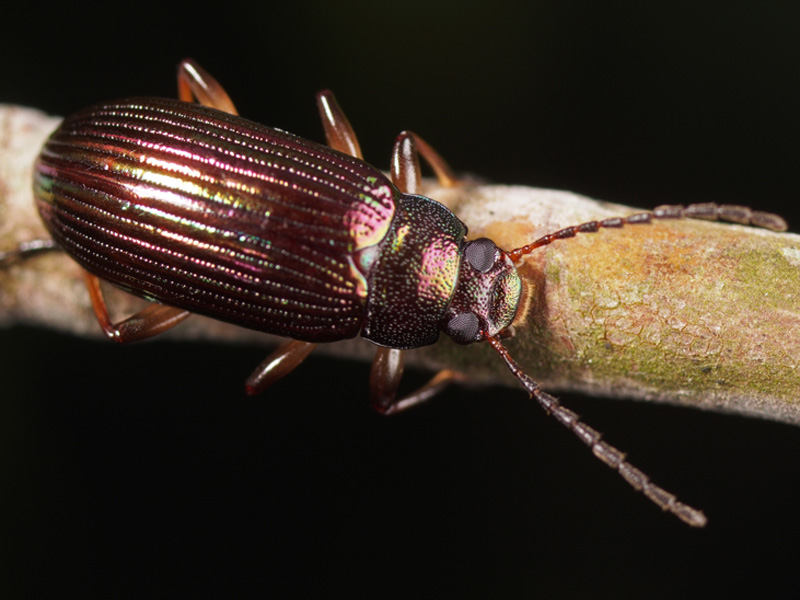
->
xmin=441 ymin=238 xmax=521 ymax=344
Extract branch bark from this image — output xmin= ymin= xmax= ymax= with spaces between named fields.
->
xmin=2 ymin=105 xmax=799 ymax=424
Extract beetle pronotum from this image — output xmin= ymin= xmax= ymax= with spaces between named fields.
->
xmin=8 ymin=60 xmax=790 ymax=527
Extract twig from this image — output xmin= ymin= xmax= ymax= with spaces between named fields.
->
xmin=2 ymin=104 xmax=799 ymax=424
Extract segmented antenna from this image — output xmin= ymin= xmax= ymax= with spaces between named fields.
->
xmin=509 ymin=202 xmax=787 ymax=261
xmin=498 ymin=201 xmax=788 ymax=526
xmin=486 ymin=335 xmax=707 ymax=527
xmin=495 ymin=202 xmax=789 ymax=524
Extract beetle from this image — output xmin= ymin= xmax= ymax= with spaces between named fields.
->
xmin=11 ymin=59 xmax=790 ymax=527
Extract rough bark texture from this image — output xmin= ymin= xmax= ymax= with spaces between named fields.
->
xmin=2 ymin=105 xmax=799 ymax=423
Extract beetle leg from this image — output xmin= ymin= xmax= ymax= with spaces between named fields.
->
xmin=177 ymin=59 xmax=239 ymax=115
xmin=0 ymin=238 xmax=60 ymax=266
xmin=244 ymin=339 xmax=318 ymax=395
xmin=316 ymin=91 xmax=364 ymax=159
xmin=315 ymin=93 xmax=466 ymax=409
xmin=369 ymin=347 xmax=467 ymax=415
xmin=392 ymin=131 xmax=457 ymax=192
xmin=84 ymin=272 xmax=190 ymax=343
xmin=369 ymin=347 xmax=404 ymax=412
xmin=315 ymin=91 xmax=458 ymax=192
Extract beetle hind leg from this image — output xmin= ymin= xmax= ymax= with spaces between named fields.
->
xmin=0 ymin=238 xmax=60 ymax=266
xmin=85 ymin=272 xmax=190 ymax=343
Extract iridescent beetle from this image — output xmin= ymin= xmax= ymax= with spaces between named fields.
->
xmin=8 ymin=60 xmax=790 ymax=527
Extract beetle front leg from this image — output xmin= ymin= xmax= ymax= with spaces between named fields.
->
xmin=177 ymin=59 xmax=239 ymax=115
xmin=365 ymin=134 xmax=465 ymax=414
xmin=392 ymin=131 xmax=457 ymax=191
xmin=85 ymin=272 xmax=190 ymax=343
xmin=370 ymin=347 xmax=467 ymax=415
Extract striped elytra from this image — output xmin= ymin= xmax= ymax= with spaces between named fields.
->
xmin=34 ymin=97 xmax=412 ymax=343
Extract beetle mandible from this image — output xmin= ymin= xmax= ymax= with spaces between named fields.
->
xmin=15 ymin=60 xmax=791 ymax=527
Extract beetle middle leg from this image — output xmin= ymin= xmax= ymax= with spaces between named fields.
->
xmin=316 ymin=91 xmax=364 ymax=159
xmin=177 ymin=59 xmax=239 ymax=115
xmin=244 ymin=339 xmax=317 ymax=396
xmin=314 ymin=91 xmax=458 ymax=189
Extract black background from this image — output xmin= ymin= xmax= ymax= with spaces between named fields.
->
xmin=3 ymin=2 xmax=800 ymax=597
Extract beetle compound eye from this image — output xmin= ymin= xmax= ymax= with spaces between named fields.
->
xmin=464 ymin=238 xmax=497 ymax=273
xmin=446 ymin=312 xmax=480 ymax=344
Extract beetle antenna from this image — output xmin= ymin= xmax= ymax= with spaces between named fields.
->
xmin=485 ymin=334 xmax=708 ymax=527
xmin=508 ymin=203 xmax=787 ymax=262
